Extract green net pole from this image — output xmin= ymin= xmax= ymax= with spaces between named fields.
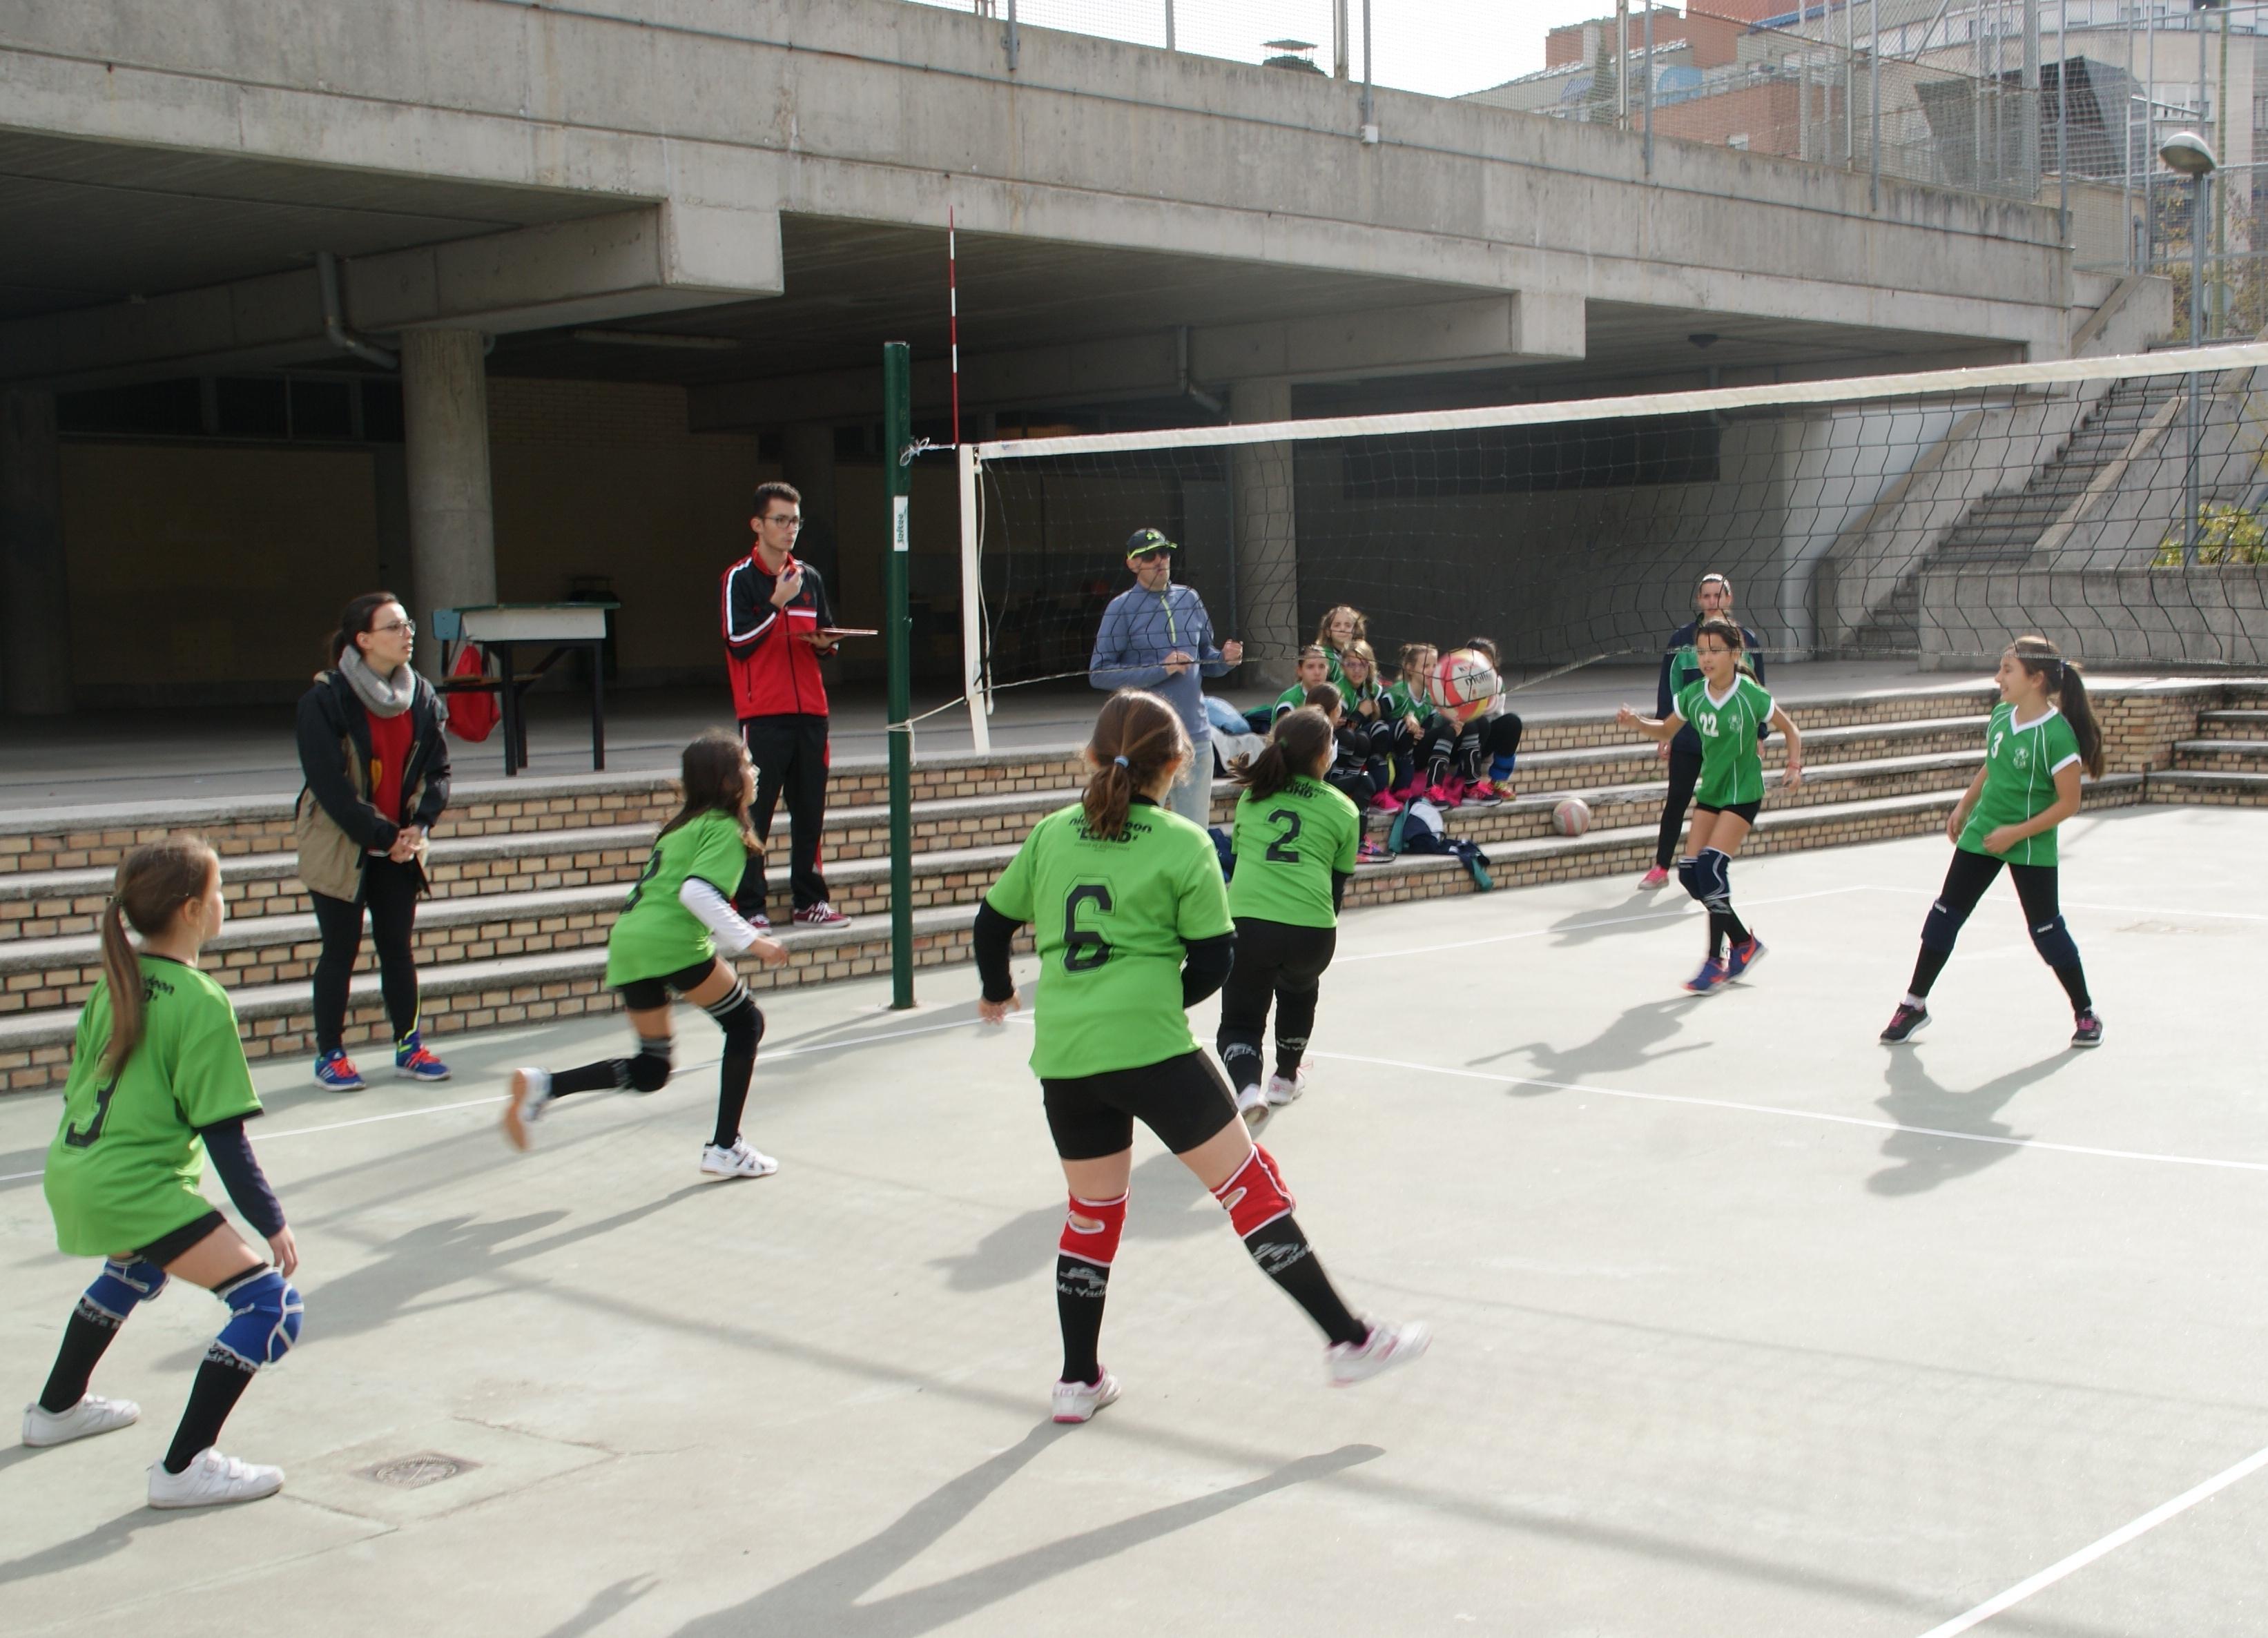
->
xmin=884 ymin=341 xmax=915 ymax=1008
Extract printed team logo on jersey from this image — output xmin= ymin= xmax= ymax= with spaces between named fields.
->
xmin=2013 ymin=745 xmax=2031 ymax=769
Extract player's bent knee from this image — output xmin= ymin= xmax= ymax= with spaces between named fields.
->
xmin=627 ymin=1037 xmax=675 ymax=1093
xmin=1211 ymin=1144 xmax=1296 ymax=1238
xmin=1676 ymin=857 xmax=1705 ymax=901
xmin=1920 ymin=897 xmax=1963 ymax=953
xmin=1059 ymin=1191 xmax=1128 ymax=1276
xmin=211 ymin=1267 xmax=303 ymax=1370
xmin=81 ymin=1255 xmax=169 ymax=1327
xmin=704 ymin=983 xmax=762 ymax=1053
xmin=2027 ymin=913 xmax=2080 ymax=968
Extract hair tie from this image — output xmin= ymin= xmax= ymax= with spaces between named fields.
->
xmin=1113 ymin=754 xmax=1130 ymax=769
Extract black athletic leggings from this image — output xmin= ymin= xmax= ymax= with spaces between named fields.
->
xmin=1216 ymin=917 xmax=1338 ymax=1092
xmin=1909 ymin=848 xmax=2091 ymax=1009
xmin=1654 ymin=739 xmax=1704 ymax=869
xmin=310 ymin=855 xmax=423 ymax=1053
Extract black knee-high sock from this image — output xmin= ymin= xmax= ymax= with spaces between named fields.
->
xmin=1243 ymin=1214 xmax=1367 ymax=1347
xmin=1056 ymin=1256 xmax=1109 ymax=1385
xmin=1274 ymin=991 xmax=1318 ymax=1080
xmin=39 ymin=1302 xmax=123 ymax=1414
xmin=163 ymin=1356 xmax=257 ymax=1474
xmin=712 ymin=1042 xmax=755 ymax=1150
xmin=1908 ymin=946 xmax=1952 ymax=1000
xmin=550 ymin=1060 xmax=626 ymax=1097
xmin=2053 ymin=962 xmax=2093 ymax=1013
xmin=1710 ymin=906 xmax=1750 ymax=949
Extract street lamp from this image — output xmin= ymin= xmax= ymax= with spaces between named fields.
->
xmin=2160 ymin=128 xmax=2218 ymax=561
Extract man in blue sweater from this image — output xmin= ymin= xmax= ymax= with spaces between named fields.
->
xmin=1089 ymin=528 xmax=1243 ymax=826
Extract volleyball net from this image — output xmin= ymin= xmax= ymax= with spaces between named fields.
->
xmin=952 ymin=342 xmax=2268 ymax=737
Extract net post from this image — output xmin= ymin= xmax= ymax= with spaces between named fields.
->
xmin=884 ymin=341 xmax=915 ymax=1010
xmin=958 ymin=441 xmax=990 ymax=753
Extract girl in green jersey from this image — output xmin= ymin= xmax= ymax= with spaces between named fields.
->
xmin=503 ymin=733 xmax=790 ymax=1172
xmin=973 ymin=690 xmax=1426 ymax=1424
xmin=28 ymin=837 xmax=304 ymax=1509
xmin=1218 ymin=708 xmax=1361 ymax=1131
xmin=1618 ymin=619 xmax=1803 ymax=993
xmin=1881 ymin=636 xmax=2106 ymax=1048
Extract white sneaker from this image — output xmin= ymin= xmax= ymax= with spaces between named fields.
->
xmin=147 ymin=1447 xmax=284 ymax=1509
xmin=1265 ymin=1069 xmax=1308 ymax=1107
xmin=1234 ymin=1082 xmax=1273 ymax=1135
xmin=22 ymin=1394 xmax=139 ymax=1447
xmin=699 ymin=1138 xmax=779 ymax=1179
xmin=501 ymin=1068 xmax=552 ymax=1151
xmin=1326 ymin=1320 xmax=1431 ymax=1387
xmin=1051 ymin=1369 xmax=1121 ymax=1424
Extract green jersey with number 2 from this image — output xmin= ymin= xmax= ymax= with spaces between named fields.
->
xmin=1228 ymin=776 xmax=1361 ymax=930
xmin=43 ymin=955 xmax=264 ymax=1257
xmin=984 ymin=799 xmax=1233 ymax=1079
xmin=605 ymin=810 xmax=753 ymax=988
xmin=1959 ymin=702 xmax=2083 ymax=866
xmin=1676 ymin=674 xmax=1776 ymax=807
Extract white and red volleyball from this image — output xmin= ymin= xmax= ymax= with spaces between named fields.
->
xmin=1428 ymin=648 xmax=1500 ymax=724
xmin=1551 ymin=796 xmax=1591 ymax=837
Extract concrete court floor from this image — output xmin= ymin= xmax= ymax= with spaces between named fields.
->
xmin=3 ymin=806 xmax=2265 ymax=1637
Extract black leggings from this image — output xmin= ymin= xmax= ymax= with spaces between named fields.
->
xmin=1908 ymin=849 xmax=2091 ymax=1010
xmin=1654 ymin=739 xmax=1704 ymax=868
xmin=1216 ymin=917 xmax=1338 ymax=1093
xmin=1424 ymin=712 xmax=1524 ymax=785
xmin=309 ymin=855 xmax=423 ymax=1053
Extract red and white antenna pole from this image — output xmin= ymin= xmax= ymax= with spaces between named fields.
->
xmin=948 ymin=206 xmax=961 ymax=447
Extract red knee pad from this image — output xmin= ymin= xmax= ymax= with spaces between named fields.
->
xmin=1212 ymin=1145 xmax=1295 ymax=1237
xmin=1060 ymin=1191 xmax=1129 ymax=1267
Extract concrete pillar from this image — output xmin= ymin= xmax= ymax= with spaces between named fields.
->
xmin=401 ymin=329 xmax=497 ymax=675
xmin=0 ymin=389 xmax=72 ymax=715
xmin=1230 ymin=379 xmax=1299 ymax=689
xmin=779 ymin=422 xmax=839 ymax=588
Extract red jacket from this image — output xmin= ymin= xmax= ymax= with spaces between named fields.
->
xmin=722 ymin=550 xmax=836 ymax=719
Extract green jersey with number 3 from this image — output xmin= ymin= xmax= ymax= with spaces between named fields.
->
xmin=1959 ymin=702 xmax=2083 ymax=866
xmin=1228 ymin=776 xmax=1360 ymax=929
xmin=605 ymin=810 xmax=753 ymax=987
xmin=1676 ymin=674 xmax=1776 ymax=807
xmin=43 ymin=955 xmax=264 ymax=1257
xmin=984 ymin=798 xmax=1232 ymax=1078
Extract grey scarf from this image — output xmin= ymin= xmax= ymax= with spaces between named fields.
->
xmin=340 ymin=650 xmax=416 ymax=718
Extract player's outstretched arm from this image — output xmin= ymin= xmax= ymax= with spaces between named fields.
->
xmin=1617 ymin=704 xmax=1678 ymax=743
xmin=1768 ymin=703 xmax=1803 ymax=788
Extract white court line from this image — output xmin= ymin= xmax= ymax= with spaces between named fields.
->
xmin=1337 ymin=886 xmax=1873 ymax=964
xmin=1913 ymin=1441 xmax=2268 ymax=1637
xmin=1308 ymin=1048 xmax=2268 ymax=1175
xmin=0 ymin=1011 xmax=996 ymax=1182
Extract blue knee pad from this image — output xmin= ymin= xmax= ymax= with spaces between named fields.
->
xmin=1488 ymin=753 xmax=1518 ymax=782
xmin=1698 ymin=848 xmax=1733 ymax=910
xmin=81 ymin=1256 xmax=168 ymax=1327
xmin=2027 ymin=913 xmax=2080 ymax=968
xmin=1675 ymin=857 xmax=1705 ymax=901
xmin=1920 ymin=895 xmax=1965 ymax=953
xmin=210 ymin=1267 xmax=303 ymax=1371
xmin=625 ymin=1035 xmax=674 ymax=1093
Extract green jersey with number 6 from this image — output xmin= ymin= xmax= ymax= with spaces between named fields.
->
xmin=984 ymin=798 xmax=1232 ymax=1079
xmin=1676 ymin=674 xmax=1776 ymax=807
xmin=1959 ymin=702 xmax=2083 ymax=866
xmin=43 ymin=955 xmax=264 ymax=1257
xmin=1228 ymin=776 xmax=1360 ymax=930
xmin=605 ymin=810 xmax=753 ymax=988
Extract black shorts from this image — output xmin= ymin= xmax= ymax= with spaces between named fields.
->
xmin=1694 ymin=799 xmax=1761 ymax=825
xmin=134 ymin=1208 xmax=227 ymax=1267
xmin=1042 ymin=1049 xmax=1239 ymax=1162
xmin=617 ymin=958 xmax=724 ymax=1013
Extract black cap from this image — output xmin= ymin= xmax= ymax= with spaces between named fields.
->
xmin=1125 ymin=527 xmax=1177 ymax=560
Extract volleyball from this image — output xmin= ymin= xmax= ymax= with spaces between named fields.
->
xmin=1428 ymin=648 xmax=1500 ymax=723
xmin=1551 ymin=796 xmax=1591 ymax=837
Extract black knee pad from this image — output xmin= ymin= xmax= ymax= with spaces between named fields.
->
xmin=1920 ymin=896 xmax=1964 ymax=954
xmin=626 ymin=1036 xmax=674 ymax=1093
xmin=2027 ymin=913 xmax=2080 ymax=969
xmin=1676 ymin=856 xmax=1705 ymax=901
xmin=704 ymin=983 xmax=762 ymax=1055
xmin=1698 ymin=848 xmax=1732 ymax=910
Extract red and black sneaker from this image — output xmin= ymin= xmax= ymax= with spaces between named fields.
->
xmin=792 ymin=901 xmax=849 ymax=928
xmin=1879 ymin=1002 xmax=1930 ymax=1044
xmin=2070 ymin=1009 xmax=2104 ymax=1049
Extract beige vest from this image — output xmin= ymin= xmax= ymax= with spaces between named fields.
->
xmin=295 ymin=728 xmax=432 ymax=903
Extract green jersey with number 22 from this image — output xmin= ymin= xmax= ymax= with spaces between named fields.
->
xmin=984 ymin=799 xmax=1232 ymax=1079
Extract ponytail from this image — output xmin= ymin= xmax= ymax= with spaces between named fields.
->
xmin=99 ymin=836 xmax=219 ymax=1075
xmin=1082 ymin=690 xmax=1190 ymax=839
xmin=2010 ymin=634 xmax=2105 ymax=778
xmin=1234 ymin=707 xmax=1333 ymax=800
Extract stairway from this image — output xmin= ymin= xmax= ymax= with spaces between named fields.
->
xmin=2149 ymin=698 xmax=2268 ymax=803
xmin=1846 ymin=375 xmax=2185 ymax=653
xmin=3 ymin=679 xmax=2246 ymax=1095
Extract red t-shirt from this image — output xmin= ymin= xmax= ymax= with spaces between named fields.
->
xmin=365 ymin=708 xmax=416 ymax=826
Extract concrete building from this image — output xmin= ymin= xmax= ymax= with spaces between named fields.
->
xmin=0 ymin=0 xmax=2165 ymax=712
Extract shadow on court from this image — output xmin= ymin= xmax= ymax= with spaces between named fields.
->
xmin=670 ymin=1426 xmax=1379 ymax=1638
xmin=1472 ymin=995 xmax=1707 ymax=1086
xmin=0 ymin=1502 xmax=201 ymax=1586
xmin=1544 ymin=889 xmax=1694 ymax=948
xmin=930 ymin=1152 xmax=1215 ymax=1293
xmin=540 ymin=1574 xmax=661 ymax=1638
xmin=1869 ymin=1049 xmax=2079 ymax=1196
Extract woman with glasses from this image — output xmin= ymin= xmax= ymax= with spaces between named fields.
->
xmin=293 ymin=592 xmax=453 ymax=1091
